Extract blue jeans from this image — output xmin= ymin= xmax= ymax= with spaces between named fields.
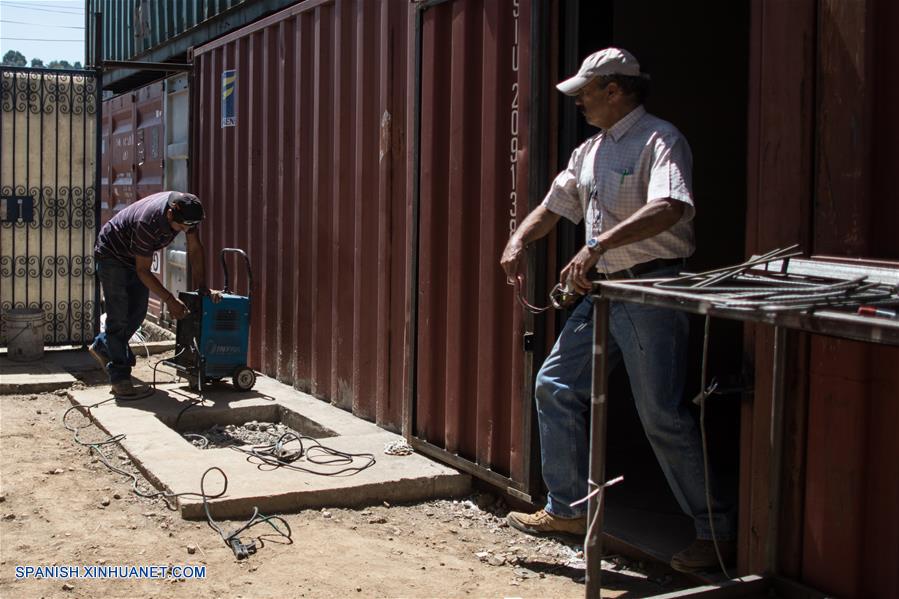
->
xmin=93 ymin=258 xmax=149 ymax=383
xmin=535 ymin=265 xmax=735 ymax=540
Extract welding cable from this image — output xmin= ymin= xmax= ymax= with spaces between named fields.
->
xmin=200 ymin=467 xmax=292 ymax=554
xmin=695 ymin=315 xmax=733 ymax=580
xmin=231 ymin=432 xmax=376 ymax=476
xmin=62 ymin=399 xmax=227 ymax=510
xmin=512 ymin=274 xmax=551 ymax=314
xmin=151 ymin=346 xmax=187 ymax=391
xmin=132 ymin=329 xmax=151 ymax=360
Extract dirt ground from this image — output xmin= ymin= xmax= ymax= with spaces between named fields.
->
xmin=0 ymin=351 xmax=691 ymax=599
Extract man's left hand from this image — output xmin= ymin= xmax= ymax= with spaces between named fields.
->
xmin=560 ymin=245 xmax=602 ymax=294
xmin=199 ymin=287 xmax=224 ymax=303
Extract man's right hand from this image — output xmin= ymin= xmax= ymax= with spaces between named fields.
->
xmin=500 ymin=238 xmax=525 ymax=284
xmin=166 ymin=295 xmax=189 ymax=319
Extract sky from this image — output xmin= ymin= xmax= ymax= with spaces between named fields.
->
xmin=0 ymin=0 xmax=85 ymax=65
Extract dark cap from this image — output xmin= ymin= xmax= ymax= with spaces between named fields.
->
xmin=168 ymin=192 xmax=204 ymax=226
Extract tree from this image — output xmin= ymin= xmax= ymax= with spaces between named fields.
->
xmin=47 ymin=60 xmax=74 ymax=70
xmin=1 ymin=50 xmax=27 ymax=67
xmin=73 ymin=61 xmax=82 ymax=69
xmin=31 ymin=58 xmax=44 ymax=68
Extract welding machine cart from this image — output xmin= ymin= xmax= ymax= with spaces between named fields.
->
xmin=164 ymin=248 xmax=255 ymax=392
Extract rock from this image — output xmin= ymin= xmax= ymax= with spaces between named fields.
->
xmin=2 ymin=513 xmax=15 ymax=520
xmin=47 ymin=468 xmax=64 ymax=475
xmin=29 ymin=395 xmax=38 ymax=400
xmin=368 ymin=516 xmax=387 ymax=524
xmin=488 ymin=555 xmax=506 ymax=567
xmin=187 ymin=545 xmax=197 ymax=555
xmin=475 ymin=551 xmax=490 ymax=562
xmin=0 ymin=494 xmax=5 ymax=503
xmin=100 ymin=497 xmax=110 ymax=507
xmin=321 ymin=511 xmax=332 ymax=519
xmin=62 ymin=582 xmax=75 ymax=591
xmin=36 ymin=409 xmax=42 ymax=414
xmin=113 ymin=493 xmax=122 ymax=500
xmin=383 ymin=501 xmax=391 ymax=508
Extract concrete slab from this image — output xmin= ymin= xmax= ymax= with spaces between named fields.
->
xmin=0 ymin=355 xmax=77 ymax=393
xmin=0 ymin=340 xmax=175 ymax=394
xmin=68 ymin=375 xmax=471 ymax=519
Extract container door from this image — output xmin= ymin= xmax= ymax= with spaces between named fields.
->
xmin=411 ymin=0 xmax=537 ymax=498
xmin=0 ymin=67 xmax=101 ymax=346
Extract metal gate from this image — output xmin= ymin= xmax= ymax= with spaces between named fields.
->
xmin=0 ymin=66 xmax=101 ymax=346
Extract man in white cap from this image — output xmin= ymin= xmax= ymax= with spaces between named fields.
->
xmin=500 ymin=48 xmax=735 ymax=572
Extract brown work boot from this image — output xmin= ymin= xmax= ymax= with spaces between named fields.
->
xmin=670 ymin=539 xmax=736 ymax=573
xmin=506 ymin=509 xmax=586 ymax=538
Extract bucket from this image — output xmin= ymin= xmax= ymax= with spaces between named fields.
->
xmin=3 ymin=308 xmax=46 ymax=362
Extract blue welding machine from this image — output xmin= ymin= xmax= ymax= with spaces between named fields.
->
xmin=165 ymin=248 xmax=256 ymax=391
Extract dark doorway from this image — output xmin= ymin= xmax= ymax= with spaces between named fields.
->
xmin=548 ymin=0 xmax=751 ymax=563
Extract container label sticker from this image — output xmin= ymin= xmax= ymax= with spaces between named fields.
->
xmin=151 ymin=251 xmax=161 ymax=274
xmin=221 ymin=70 xmax=236 ymax=128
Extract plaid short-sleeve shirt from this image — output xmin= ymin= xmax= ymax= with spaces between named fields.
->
xmin=541 ymin=106 xmax=695 ymax=274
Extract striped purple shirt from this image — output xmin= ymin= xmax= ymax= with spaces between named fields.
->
xmin=95 ymin=191 xmax=185 ymax=265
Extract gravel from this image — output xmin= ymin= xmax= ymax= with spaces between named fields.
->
xmin=182 ymin=421 xmax=305 ymax=449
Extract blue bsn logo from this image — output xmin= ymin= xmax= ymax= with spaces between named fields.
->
xmin=222 ymin=70 xmax=236 ymax=128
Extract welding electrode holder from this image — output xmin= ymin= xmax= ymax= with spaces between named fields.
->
xmin=229 ymin=537 xmax=257 ymax=560
xmin=550 ymin=282 xmax=585 ymax=310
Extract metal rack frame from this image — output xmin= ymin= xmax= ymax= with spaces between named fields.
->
xmin=584 ymin=256 xmax=899 ymax=598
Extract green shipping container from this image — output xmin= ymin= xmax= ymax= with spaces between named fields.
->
xmin=85 ymin=0 xmax=299 ymax=90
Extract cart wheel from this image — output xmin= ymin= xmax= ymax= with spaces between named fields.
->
xmin=233 ymin=367 xmax=256 ymax=391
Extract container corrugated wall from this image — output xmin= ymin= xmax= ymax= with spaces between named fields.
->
xmin=193 ymin=0 xmax=535 ymax=491
xmin=413 ymin=0 xmax=533 ymax=487
xmin=193 ymin=0 xmax=410 ymax=429
xmin=100 ymin=82 xmax=164 ymax=222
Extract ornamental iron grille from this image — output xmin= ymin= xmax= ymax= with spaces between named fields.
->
xmin=1 ymin=67 xmax=100 ymax=346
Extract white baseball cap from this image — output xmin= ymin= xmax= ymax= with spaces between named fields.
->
xmin=556 ymin=47 xmax=642 ymax=96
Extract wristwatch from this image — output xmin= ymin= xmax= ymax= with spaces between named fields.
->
xmin=586 ymin=237 xmax=604 ymax=254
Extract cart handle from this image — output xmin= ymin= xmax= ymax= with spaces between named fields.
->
xmin=221 ymin=248 xmax=253 ymax=298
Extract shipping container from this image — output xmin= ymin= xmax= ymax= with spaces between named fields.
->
xmin=191 ymin=0 xmax=539 ymax=494
xmin=99 ymin=76 xmax=192 ymax=324
xmin=744 ymin=0 xmax=899 ymax=595
xmin=86 ymin=0 xmax=302 ymax=91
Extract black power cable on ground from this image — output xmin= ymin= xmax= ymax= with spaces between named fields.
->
xmin=199 ymin=467 xmax=292 ymax=559
xmin=230 ymin=431 xmax=376 ymax=477
xmin=62 ymin=399 xmax=292 ymax=559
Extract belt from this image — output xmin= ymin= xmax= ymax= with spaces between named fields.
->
xmin=597 ymin=257 xmax=685 ymax=280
